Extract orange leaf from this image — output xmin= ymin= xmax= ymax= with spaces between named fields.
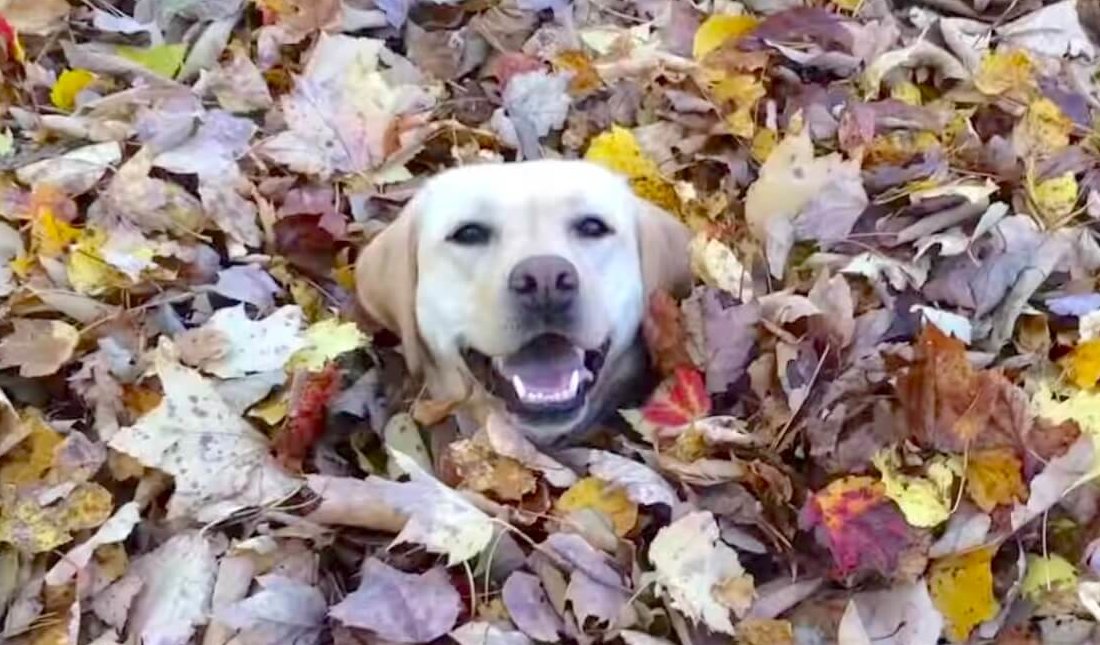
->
xmin=1064 ymin=338 xmax=1100 ymax=390
xmin=966 ymin=448 xmax=1027 ymax=512
xmin=642 ymin=290 xmax=693 ymax=378
xmin=641 ymin=367 xmax=710 ymax=429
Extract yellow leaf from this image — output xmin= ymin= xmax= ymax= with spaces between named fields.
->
xmin=62 ymin=482 xmax=113 ymax=531
xmin=585 ymin=125 xmax=680 ymax=213
xmin=332 ymin=261 xmax=356 ymax=292
xmin=693 ymin=14 xmax=759 ymax=60
xmin=0 ymin=493 xmax=70 ymax=553
xmin=872 ymin=449 xmax=960 ymax=528
xmin=0 ymin=411 xmax=62 ymax=486
xmin=556 ymin=476 xmax=638 ymax=536
xmin=50 ymin=69 xmax=97 ymax=111
xmin=1030 ymin=172 xmax=1078 ymax=224
xmin=890 ymin=81 xmax=923 ymax=105
xmin=1015 ymin=98 xmax=1073 ymax=158
xmin=966 ymin=448 xmax=1026 ymax=512
xmin=751 ymin=127 xmax=778 ymax=164
xmin=9 ymin=253 xmax=34 ymax=278
xmin=31 ymin=207 xmax=79 ymax=258
xmin=552 ymin=50 xmax=602 ymax=95
xmin=249 ymin=394 xmax=289 ymax=426
xmin=66 ymin=228 xmax=132 ymax=295
xmin=1021 ymin=554 xmax=1077 ymax=603
xmin=1031 ymin=382 xmax=1100 ymax=485
xmin=689 ymin=234 xmax=753 ymax=298
xmin=115 ymin=44 xmax=187 ymax=78
xmin=1065 ymin=338 xmax=1100 ymax=389
xmin=711 ymin=73 xmax=765 ymax=138
xmin=0 ymin=129 xmax=13 ymax=157
xmin=929 ymin=547 xmax=1000 ymax=642
xmin=290 ymin=318 xmax=368 ymax=371
xmin=973 ymin=50 xmax=1034 ymax=95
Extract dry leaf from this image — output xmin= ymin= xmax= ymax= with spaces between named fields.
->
xmin=330 ymin=558 xmax=461 ymax=642
xmin=649 ymin=510 xmax=753 ymax=634
xmin=107 ymin=339 xmax=301 ymax=523
xmin=928 ymin=547 xmax=999 ymax=642
xmin=0 ymin=319 xmax=80 ymax=377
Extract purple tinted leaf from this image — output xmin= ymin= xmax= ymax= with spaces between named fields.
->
xmin=212 ymin=265 xmax=283 ymax=312
xmin=502 ymin=572 xmax=564 ymax=642
xmin=744 ymin=8 xmax=854 ymax=53
xmin=692 ymin=288 xmax=759 ymax=395
xmin=329 ymin=559 xmax=460 ymax=643
xmin=1047 ymin=293 xmax=1100 ymax=316
xmin=540 ymin=534 xmax=625 ymax=589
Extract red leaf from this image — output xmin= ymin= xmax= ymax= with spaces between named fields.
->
xmin=641 ymin=367 xmax=710 ymax=428
xmin=799 ymin=476 xmax=914 ymax=579
xmin=275 ymin=363 xmax=341 ymax=470
xmin=274 ymin=214 xmax=339 ymax=277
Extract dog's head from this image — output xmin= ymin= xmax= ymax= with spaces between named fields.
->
xmin=355 ymin=160 xmax=691 ymax=444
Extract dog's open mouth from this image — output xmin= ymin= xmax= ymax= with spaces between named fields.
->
xmin=463 ymin=335 xmax=610 ymax=419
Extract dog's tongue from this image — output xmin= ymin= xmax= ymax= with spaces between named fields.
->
xmin=496 ymin=336 xmax=590 ymax=404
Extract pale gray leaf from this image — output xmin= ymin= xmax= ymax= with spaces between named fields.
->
xmin=329 ymin=559 xmax=460 ymax=643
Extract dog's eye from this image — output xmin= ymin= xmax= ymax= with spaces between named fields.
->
xmin=447 ymin=223 xmax=493 ymax=246
xmin=573 ymin=216 xmax=613 ymax=239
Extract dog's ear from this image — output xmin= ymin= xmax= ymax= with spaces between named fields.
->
xmin=355 ymin=202 xmax=427 ymax=374
xmin=636 ymin=198 xmax=693 ymax=299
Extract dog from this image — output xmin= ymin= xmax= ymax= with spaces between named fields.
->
xmin=355 ymin=160 xmax=692 ymax=446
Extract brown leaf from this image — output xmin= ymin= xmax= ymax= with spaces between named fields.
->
xmin=896 ymin=325 xmax=1028 ymax=452
xmin=0 ymin=319 xmax=80 ymax=377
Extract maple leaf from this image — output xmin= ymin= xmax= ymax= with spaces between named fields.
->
xmin=370 ymin=450 xmax=495 ymax=565
xmin=215 ymin=575 xmax=327 ymax=644
xmin=965 ymin=448 xmax=1027 ymax=512
xmin=799 ymin=476 xmax=915 ymax=579
xmin=641 ymin=367 xmax=711 ymax=430
xmin=648 ymin=510 xmax=753 ymax=635
xmin=330 ymin=558 xmax=460 ymax=643
xmin=556 ymin=476 xmax=639 ymax=537
xmin=107 ymin=339 xmax=301 ymax=523
xmin=896 ymin=325 xmax=1026 ymax=452
xmin=872 ymin=449 xmax=961 ymax=528
xmin=929 ymin=547 xmax=999 ymax=642
xmin=443 ymin=433 xmax=538 ymax=501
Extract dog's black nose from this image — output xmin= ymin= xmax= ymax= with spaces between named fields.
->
xmin=509 ymin=255 xmax=578 ymax=312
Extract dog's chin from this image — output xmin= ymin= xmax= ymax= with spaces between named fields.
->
xmin=461 ymin=333 xmax=610 ymax=433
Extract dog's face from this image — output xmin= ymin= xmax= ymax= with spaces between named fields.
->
xmin=356 ymin=160 xmax=691 ymax=445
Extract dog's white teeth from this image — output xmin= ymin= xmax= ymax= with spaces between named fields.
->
xmin=512 ymin=371 xmax=584 ymax=405
xmin=511 ymin=375 xmax=528 ymax=400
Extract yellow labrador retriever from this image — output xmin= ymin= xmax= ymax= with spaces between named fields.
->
xmin=355 ymin=160 xmax=692 ymax=445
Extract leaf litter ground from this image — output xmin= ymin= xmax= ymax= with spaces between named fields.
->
xmin=7 ymin=0 xmax=1100 ymax=643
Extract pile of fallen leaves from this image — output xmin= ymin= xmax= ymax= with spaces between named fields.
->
xmin=7 ymin=0 xmax=1100 ymax=642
